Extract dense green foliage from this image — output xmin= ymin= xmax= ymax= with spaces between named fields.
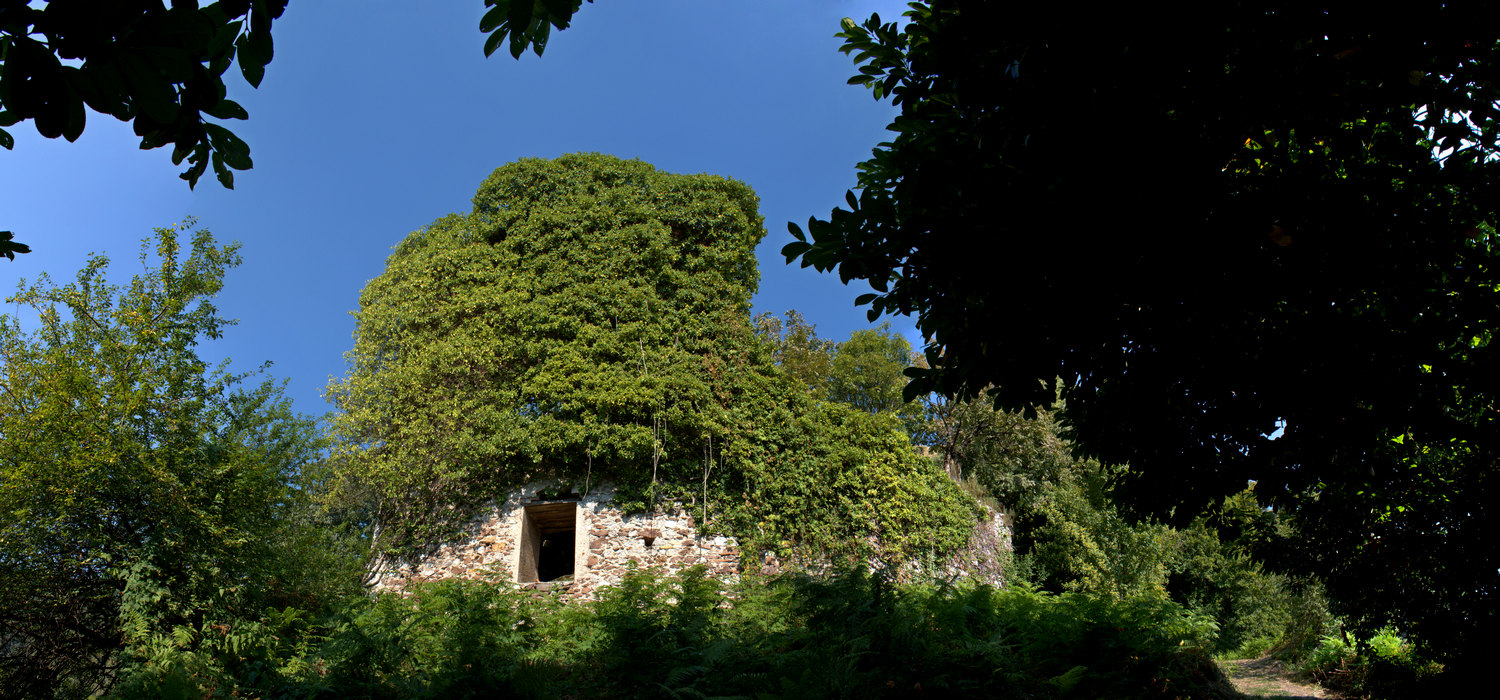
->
xmin=331 ymin=153 xmax=974 ymax=566
xmin=0 ymin=224 xmax=362 ymax=696
xmin=782 ymin=1 xmax=1500 ymax=677
xmin=721 ymin=400 xmax=975 ymax=566
xmin=0 ymin=220 xmax=1327 ymax=698
xmin=1169 ymin=499 xmax=1333 ymax=662
xmin=928 ymin=394 xmax=1333 ymax=662
xmin=329 ymin=153 xmax=765 ymax=549
xmin=7 ymin=4 xmax=1436 ymax=695
xmin=1300 ymin=626 xmax=1445 ymax=698
xmin=757 ymin=315 xmax=1329 ymax=659
xmin=755 ymin=311 xmax=834 ymax=396
xmin=824 ymin=323 xmax=912 ymax=416
xmin=757 ymin=314 xmax=914 ymax=415
xmin=117 ymin=567 xmax=1238 ymax=699
xmin=758 ymin=313 xmax=931 ymax=444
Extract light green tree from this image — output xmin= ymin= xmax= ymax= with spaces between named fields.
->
xmin=754 ymin=310 xmax=835 ymax=397
xmin=826 ymin=323 xmax=915 ymax=416
xmin=759 ymin=315 xmax=934 ymax=445
xmin=0 ymin=223 xmax=347 ymax=696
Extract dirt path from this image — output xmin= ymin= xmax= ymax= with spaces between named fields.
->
xmin=1220 ymin=656 xmax=1340 ymax=699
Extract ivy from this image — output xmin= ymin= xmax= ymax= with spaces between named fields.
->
xmin=331 ymin=153 xmax=975 ymax=567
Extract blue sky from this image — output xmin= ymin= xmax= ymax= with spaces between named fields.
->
xmin=0 ymin=0 xmax=917 ymax=419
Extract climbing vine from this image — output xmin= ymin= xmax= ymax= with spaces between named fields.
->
xmin=330 ymin=154 xmax=974 ymax=564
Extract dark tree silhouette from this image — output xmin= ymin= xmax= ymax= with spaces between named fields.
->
xmin=784 ymin=1 xmax=1500 ymax=678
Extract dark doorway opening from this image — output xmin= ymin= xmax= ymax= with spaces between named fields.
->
xmin=537 ymin=529 xmax=575 ymax=582
xmin=519 ymin=502 xmax=577 ymax=583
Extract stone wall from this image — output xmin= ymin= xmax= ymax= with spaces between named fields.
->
xmin=371 ymin=480 xmax=1014 ymax=599
xmin=371 ymin=481 xmax=740 ymax=599
xmin=942 ymin=503 xmax=1013 ymax=587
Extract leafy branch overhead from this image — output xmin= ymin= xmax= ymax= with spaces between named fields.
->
xmin=0 ymin=0 xmax=285 ymax=189
xmin=0 ymin=230 xmax=27 ymax=260
xmin=479 ymin=0 xmax=592 ymax=60
xmin=0 ymin=0 xmax=592 ymax=259
xmin=0 ymin=0 xmax=590 ymax=175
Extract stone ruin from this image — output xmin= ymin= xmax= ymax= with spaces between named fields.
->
xmin=371 ymin=479 xmax=1013 ymax=599
xmin=371 ymin=481 xmax=741 ymax=599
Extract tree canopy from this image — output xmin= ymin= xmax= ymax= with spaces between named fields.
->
xmin=0 ymin=223 xmax=346 ymax=695
xmin=784 ymin=0 xmax=1500 ymax=671
xmin=759 ymin=313 xmax=932 ymax=444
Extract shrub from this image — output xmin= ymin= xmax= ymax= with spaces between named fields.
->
xmin=1299 ymin=627 xmax=1443 ymax=699
xmin=118 ymin=568 xmax=1244 ymax=698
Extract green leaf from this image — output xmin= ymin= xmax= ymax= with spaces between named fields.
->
xmin=171 ymin=139 xmax=194 ymax=165
xmin=203 ymin=123 xmax=252 ymax=170
xmin=480 ymin=5 xmax=508 ymax=34
xmin=212 ymin=150 xmax=234 ymax=189
xmin=0 ymin=230 xmax=30 ymax=260
xmin=781 ymin=241 xmax=811 ymax=262
xmin=483 ymin=27 xmax=507 ymax=58
xmin=787 ymin=221 xmax=806 ymax=241
xmin=250 ymin=0 xmax=274 ymax=31
xmin=541 ymin=0 xmax=580 ymax=29
xmin=506 ymin=0 xmax=534 ymax=34
xmin=117 ymin=52 xmax=179 ymax=124
xmin=201 ymin=2 xmax=232 ymax=25
xmin=202 ymin=98 xmax=248 ymax=120
xmin=180 ymin=142 xmax=210 ymax=188
xmin=529 ymin=19 xmax=552 ymax=57
xmin=207 ymin=20 xmax=244 ymax=63
xmin=62 ymin=87 xmax=86 ymax=142
xmin=236 ymin=28 xmax=272 ymax=87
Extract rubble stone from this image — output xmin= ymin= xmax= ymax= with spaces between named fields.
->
xmin=371 ymin=480 xmax=740 ymax=601
xmin=370 ymin=480 xmax=1012 ymax=600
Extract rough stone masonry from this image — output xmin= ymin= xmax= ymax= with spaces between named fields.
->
xmin=371 ymin=479 xmax=1013 ymax=599
xmin=371 ymin=480 xmax=741 ymax=599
